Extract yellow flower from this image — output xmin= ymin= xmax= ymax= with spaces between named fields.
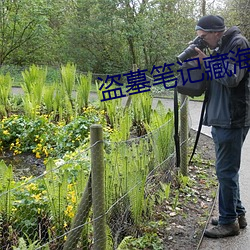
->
xmin=43 ymin=147 xmax=49 ymax=157
xmin=100 ymin=110 xmax=106 ymax=115
xmin=65 ymin=205 xmax=74 ymax=218
xmin=14 ymin=149 xmax=22 ymax=155
xmin=12 ymin=207 xmax=17 ymax=212
xmin=26 ymin=183 xmax=37 ymax=191
xmin=71 ymin=195 xmax=76 ymax=204
xmin=32 ymin=193 xmax=42 ymax=201
xmin=21 ymin=176 xmax=32 ymax=181
xmin=36 ymin=152 xmax=41 ymax=159
xmin=3 ymin=130 xmax=9 ymax=135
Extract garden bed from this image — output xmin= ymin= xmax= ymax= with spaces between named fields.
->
xmin=0 ymin=64 xmax=217 ymax=249
xmin=0 ymin=127 xmax=217 ymax=249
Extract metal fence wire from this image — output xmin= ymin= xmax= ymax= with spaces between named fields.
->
xmin=0 ymin=95 xmax=191 ymax=250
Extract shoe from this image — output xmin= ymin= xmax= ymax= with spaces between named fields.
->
xmin=204 ymin=222 xmax=240 ymax=238
xmin=211 ymin=214 xmax=247 ymax=229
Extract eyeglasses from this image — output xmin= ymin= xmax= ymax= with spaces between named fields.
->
xmin=199 ymin=33 xmax=209 ymax=39
xmin=199 ymin=32 xmax=214 ymax=40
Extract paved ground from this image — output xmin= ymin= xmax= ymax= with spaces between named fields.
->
xmin=152 ymin=97 xmax=250 ymax=250
xmin=12 ymin=88 xmax=250 ymax=249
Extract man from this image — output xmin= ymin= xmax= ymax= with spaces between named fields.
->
xmin=194 ymin=15 xmax=250 ymax=238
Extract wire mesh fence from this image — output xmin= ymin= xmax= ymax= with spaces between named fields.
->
xmin=0 ymin=92 xmax=190 ymax=249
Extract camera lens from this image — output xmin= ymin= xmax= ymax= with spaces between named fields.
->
xmin=177 ymin=44 xmax=198 ymax=63
xmin=176 ymin=37 xmax=207 ymax=63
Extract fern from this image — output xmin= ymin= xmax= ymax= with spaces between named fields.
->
xmin=117 ymin=236 xmax=134 ymax=249
xmin=21 ymin=65 xmax=47 ymax=118
xmin=43 ymin=159 xmax=68 ymax=228
xmin=144 ymin=100 xmax=174 ymax=163
xmin=77 ymin=72 xmax=92 ymax=111
xmin=12 ymin=232 xmax=46 ymax=250
xmin=60 ymin=62 xmax=76 ymax=101
xmin=43 ymin=84 xmax=55 ymax=114
xmin=0 ymin=160 xmax=14 ymax=221
xmin=127 ymin=142 xmax=149 ymax=224
xmin=0 ymin=73 xmax=12 ymax=116
xmin=131 ymin=91 xmax=153 ymax=125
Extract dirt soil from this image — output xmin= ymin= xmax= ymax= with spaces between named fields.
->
xmin=1 ymin=152 xmax=45 ymax=180
xmin=158 ymin=130 xmax=217 ymax=250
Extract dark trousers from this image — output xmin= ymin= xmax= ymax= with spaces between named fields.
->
xmin=211 ymin=126 xmax=249 ymax=225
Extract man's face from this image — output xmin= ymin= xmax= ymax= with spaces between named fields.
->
xmin=196 ymin=30 xmax=221 ymax=49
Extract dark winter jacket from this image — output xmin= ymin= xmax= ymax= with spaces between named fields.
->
xmin=203 ymin=26 xmax=250 ymax=128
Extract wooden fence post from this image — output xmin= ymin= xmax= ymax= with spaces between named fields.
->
xmin=91 ymin=124 xmax=106 ymax=250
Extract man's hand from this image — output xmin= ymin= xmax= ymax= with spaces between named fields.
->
xmin=194 ymin=47 xmax=206 ymax=64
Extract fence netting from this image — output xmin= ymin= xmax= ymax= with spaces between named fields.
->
xmin=0 ymin=95 xmax=192 ymax=249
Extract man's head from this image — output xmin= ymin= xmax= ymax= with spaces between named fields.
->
xmin=195 ymin=15 xmax=225 ymax=49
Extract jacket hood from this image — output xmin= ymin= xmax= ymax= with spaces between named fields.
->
xmin=222 ymin=26 xmax=241 ymax=43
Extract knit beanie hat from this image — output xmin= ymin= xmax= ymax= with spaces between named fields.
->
xmin=195 ymin=15 xmax=225 ymax=32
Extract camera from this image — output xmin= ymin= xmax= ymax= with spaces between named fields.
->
xmin=177 ymin=36 xmax=208 ymax=63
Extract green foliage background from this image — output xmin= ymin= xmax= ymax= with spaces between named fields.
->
xmin=0 ymin=0 xmax=246 ymax=74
